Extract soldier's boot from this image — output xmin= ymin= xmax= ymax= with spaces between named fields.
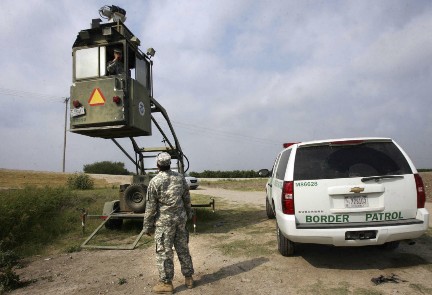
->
xmin=185 ymin=276 xmax=194 ymax=289
xmin=153 ymin=281 xmax=174 ymax=294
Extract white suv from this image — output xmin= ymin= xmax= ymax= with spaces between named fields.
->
xmin=185 ymin=175 xmax=199 ymax=190
xmin=259 ymin=137 xmax=429 ymax=256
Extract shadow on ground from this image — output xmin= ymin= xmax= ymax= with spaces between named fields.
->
xmin=174 ymin=257 xmax=269 ymax=293
xmin=296 ymin=234 xmax=432 ymax=270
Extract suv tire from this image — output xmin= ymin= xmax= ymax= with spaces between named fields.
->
xmin=266 ymin=198 xmax=275 ymax=219
xmin=277 ymin=223 xmax=295 ymax=256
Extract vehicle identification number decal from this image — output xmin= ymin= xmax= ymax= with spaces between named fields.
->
xmin=295 ymin=181 xmax=318 ymax=187
xmin=71 ymin=106 xmax=85 ymax=117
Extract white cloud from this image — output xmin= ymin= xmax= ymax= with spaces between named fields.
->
xmin=352 ymin=11 xmax=432 ymax=78
xmin=1 ymin=0 xmax=432 ymax=173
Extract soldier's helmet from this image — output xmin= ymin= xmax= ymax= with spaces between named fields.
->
xmin=156 ymin=152 xmax=171 ymax=166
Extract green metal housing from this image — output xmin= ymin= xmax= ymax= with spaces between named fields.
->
xmin=70 ymin=21 xmax=152 ymax=139
xmin=69 ymin=19 xmax=187 ymax=177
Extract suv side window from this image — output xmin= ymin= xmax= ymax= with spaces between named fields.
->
xmin=275 ymin=149 xmax=291 ymax=180
xmin=271 ymin=154 xmax=281 ymax=178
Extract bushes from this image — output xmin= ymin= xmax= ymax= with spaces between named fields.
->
xmin=0 ymin=187 xmax=77 ymax=253
xmin=67 ymin=173 xmax=94 ymax=190
xmin=83 ymin=161 xmax=130 ymax=175
xmin=0 ymin=243 xmax=21 ymax=293
xmin=0 ymin=187 xmax=81 ymax=292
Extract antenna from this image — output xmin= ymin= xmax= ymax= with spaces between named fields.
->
xmin=99 ymin=5 xmax=127 ymax=23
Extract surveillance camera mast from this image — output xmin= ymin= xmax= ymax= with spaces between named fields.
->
xmin=70 ymin=5 xmax=209 ymax=248
xmin=70 ymin=4 xmax=187 ymax=176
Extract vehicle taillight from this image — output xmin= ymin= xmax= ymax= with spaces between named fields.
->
xmin=113 ymin=96 xmax=121 ymax=104
xmin=72 ymin=100 xmax=81 ymax=108
xmin=283 ymin=143 xmax=298 ymax=148
xmin=414 ymin=174 xmax=426 ymax=208
xmin=282 ymin=181 xmax=294 ymax=215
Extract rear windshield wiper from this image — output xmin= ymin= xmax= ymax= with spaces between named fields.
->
xmin=361 ymin=175 xmax=404 ymax=182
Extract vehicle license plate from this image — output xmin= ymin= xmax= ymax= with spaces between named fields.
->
xmin=344 ymin=195 xmax=368 ymax=208
xmin=71 ymin=107 xmax=85 ymax=117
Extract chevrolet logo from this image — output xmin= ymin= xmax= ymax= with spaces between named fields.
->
xmin=350 ymin=187 xmax=365 ymax=193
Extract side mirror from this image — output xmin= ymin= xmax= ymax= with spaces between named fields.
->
xmin=258 ymin=169 xmax=270 ymax=177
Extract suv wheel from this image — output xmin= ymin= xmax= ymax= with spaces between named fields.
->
xmin=277 ymin=223 xmax=295 ymax=256
xmin=266 ymin=198 xmax=275 ymax=219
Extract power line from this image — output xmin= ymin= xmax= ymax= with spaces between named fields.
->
xmin=0 ymin=87 xmax=66 ymax=102
xmin=0 ymin=86 xmax=281 ymax=146
xmin=172 ymin=120 xmax=281 ymax=146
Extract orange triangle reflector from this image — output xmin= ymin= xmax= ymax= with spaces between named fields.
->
xmin=88 ymin=88 xmax=106 ymax=106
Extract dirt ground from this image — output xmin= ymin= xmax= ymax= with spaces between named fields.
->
xmin=9 ymin=182 xmax=432 ymax=295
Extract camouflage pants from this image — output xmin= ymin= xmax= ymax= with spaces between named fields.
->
xmin=154 ymin=221 xmax=194 ymax=283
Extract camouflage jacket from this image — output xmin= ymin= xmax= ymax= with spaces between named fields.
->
xmin=106 ymin=60 xmax=124 ymax=75
xmin=143 ymin=170 xmax=192 ymax=233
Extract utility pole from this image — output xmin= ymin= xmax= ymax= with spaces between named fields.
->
xmin=63 ymin=97 xmax=70 ymax=172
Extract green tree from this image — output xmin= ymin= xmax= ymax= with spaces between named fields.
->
xmin=83 ymin=161 xmax=130 ymax=175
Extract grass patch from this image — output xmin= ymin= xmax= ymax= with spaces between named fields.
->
xmin=189 ymin=194 xmax=275 ymax=257
xmin=199 ymin=179 xmax=268 ymax=191
xmin=188 ymin=194 xmax=267 ymax=233
xmin=0 ymin=186 xmax=128 ymax=256
xmin=118 ymin=278 xmax=127 ymax=285
xmin=0 ymin=169 xmax=112 ymax=189
xmin=216 ymin=239 xmax=275 ymax=257
xmin=81 ymin=219 xmax=153 ymax=249
xmin=0 ymin=187 xmax=79 ymax=256
xmin=65 ymin=245 xmax=82 ymax=253
xmin=0 ymin=243 xmax=22 ymax=293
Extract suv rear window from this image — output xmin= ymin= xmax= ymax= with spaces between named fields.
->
xmin=294 ymin=141 xmax=412 ymax=181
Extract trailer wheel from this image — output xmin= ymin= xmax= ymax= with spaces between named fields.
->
xmin=103 ymin=200 xmax=123 ymax=230
xmin=124 ymin=184 xmax=147 ymax=213
xmin=277 ymin=223 xmax=295 ymax=256
xmin=105 ymin=218 xmax=123 ymax=230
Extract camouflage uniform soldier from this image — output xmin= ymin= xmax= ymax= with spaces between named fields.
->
xmin=143 ymin=152 xmax=194 ymax=294
xmin=106 ymin=48 xmax=124 ymax=75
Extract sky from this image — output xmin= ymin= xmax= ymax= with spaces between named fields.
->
xmin=0 ymin=0 xmax=431 ymax=174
